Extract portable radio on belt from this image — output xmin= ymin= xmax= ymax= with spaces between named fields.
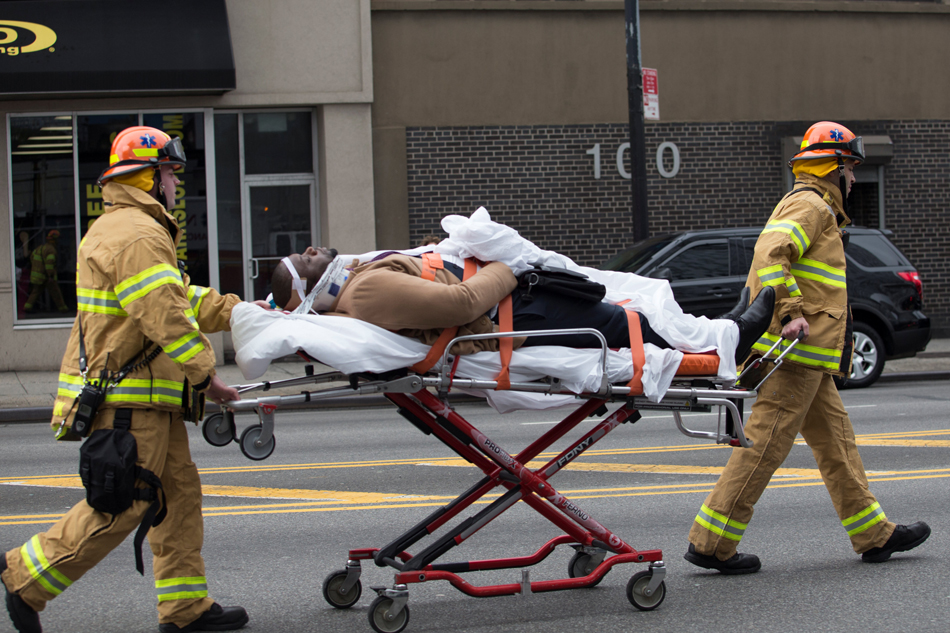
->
xmin=72 ymin=317 xmax=105 ymax=437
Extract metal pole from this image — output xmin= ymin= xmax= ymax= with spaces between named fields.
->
xmin=625 ymin=0 xmax=649 ymax=242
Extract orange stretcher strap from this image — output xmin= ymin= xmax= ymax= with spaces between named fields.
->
xmin=495 ymin=294 xmax=513 ymax=390
xmin=420 ymin=252 xmax=444 ymax=281
xmin=409 ymin=257 xmax=480 ymax=375
xmin=617 ymin=300 xmax=645 ymax=395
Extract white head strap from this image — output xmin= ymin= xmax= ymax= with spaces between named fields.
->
xmin=295 ymin=255 xmax=349 ymax=315
xmin=281 ymin=257 xmax=308 ymax=306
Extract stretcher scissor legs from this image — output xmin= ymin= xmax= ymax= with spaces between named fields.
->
xmin=321 ymin=391 xmax=667 ymax=632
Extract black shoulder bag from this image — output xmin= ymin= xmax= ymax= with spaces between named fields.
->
xmin=517 ymin=264 xmax=607 ymax=304
xmin=79 ymin=408 xmax=167 ymax=575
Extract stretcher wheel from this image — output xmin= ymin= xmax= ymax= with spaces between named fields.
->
xmin=626 ymin=570 xmax=665 ymax=611
xmin=239 ymin=425 xmax=275 ymax=461
xmin=368 ymin=596 xmax=410 ymax=633
xmin=567 ymin=552 xmax=605 ymax=587
xmin=201 ymin=413 xmax=235 ymax=447
xmin=322 ymin=570 xmax=362 ymax=609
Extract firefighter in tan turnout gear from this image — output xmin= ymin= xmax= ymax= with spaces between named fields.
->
xmin=684 ymin=121 xmax=930 ymax=574
xmin=2 ymin=127 xmax=249 ymax=633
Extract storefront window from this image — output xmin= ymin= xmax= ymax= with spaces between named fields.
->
xmin=10 ymin=115 xmax=76 ymax=322
xmin=214 ymin=113 xmax=243 ymax=297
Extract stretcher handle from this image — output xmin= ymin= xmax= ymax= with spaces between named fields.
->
xmin=738 ymin=331 xmax=806 ymax=392
xmin=231 ymin=369 xmax=349 ymax=395
xmin=672 ymin=398 xmax=753 ymax=448
xmin=438 ymin=328 xmax=612 ymax=397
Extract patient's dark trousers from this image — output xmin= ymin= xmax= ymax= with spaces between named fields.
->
xmin=503 ymin=288 xmax=672 ymax=350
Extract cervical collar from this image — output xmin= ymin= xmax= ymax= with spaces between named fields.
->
xmin=294 ymin=255 xmax=349 ymax=315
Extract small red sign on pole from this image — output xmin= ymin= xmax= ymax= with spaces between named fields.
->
xmin=642 ymin=67 xmax=659 ymax=121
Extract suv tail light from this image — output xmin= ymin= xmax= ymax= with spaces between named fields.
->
xmin=897 ymin=271 xmax=923 ymax=302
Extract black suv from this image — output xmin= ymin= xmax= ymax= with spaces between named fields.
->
xmin=600 ymin=227 xmax=930 ymax=388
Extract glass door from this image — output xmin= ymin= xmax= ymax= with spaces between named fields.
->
xmin=243 ymin=182 xmax=314 ymax=301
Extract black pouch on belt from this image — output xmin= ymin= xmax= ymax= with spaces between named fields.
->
xmin=78 ymin=408 xmax=167 ymax=574
xmin=517 ymin=265 xmax=607 ymax=304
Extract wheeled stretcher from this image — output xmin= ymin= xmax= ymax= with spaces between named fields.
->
xmin=206 ymin=317 xmax=801 ymax=633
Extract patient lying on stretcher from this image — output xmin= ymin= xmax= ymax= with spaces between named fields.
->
xmin=266 ymin=235 xmax=773 ymax=368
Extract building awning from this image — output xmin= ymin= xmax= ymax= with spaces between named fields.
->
xmin=0 ymin=0 xmax=235 ymax=99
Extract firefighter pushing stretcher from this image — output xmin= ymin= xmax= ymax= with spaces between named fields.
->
xmin=2 ymin=127 xmax=251 ymax=633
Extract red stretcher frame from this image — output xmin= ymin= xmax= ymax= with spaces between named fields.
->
xmin=215 ymin=332 xmax=809 ymax=631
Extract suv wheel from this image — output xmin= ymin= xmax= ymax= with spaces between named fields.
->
xmin=837 ymin=322 xmax=885 ymax=389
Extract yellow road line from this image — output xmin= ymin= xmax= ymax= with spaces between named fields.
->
xmin=4 ymin=468 xmax=950 ymax=525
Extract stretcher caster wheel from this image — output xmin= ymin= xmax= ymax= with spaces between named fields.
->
xmin=368 ymin=596 xmax=410 ymax=633
xmin=322 ymin=570 xmax=362 ymax=609
xmin=626 ymin=570 xmax=665 ymax=611
xmin=239 ymin=425 xmax=275 ymax=460
xmin=567 ymin=552 xmax=605 ymax=587
xmin=202 ymin=413 xmax=235 ymax=447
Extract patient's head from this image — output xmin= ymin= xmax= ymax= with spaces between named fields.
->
xmin=271 ymin=246 xmax=337 ymax=310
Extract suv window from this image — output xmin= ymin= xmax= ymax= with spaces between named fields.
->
xmin=654 ymin=241 xmax=730 ymax=280
xmin=600 ymin=234 xmax=678 ymax=273
xmin=847 ymin=233 xmax=910 ymax=268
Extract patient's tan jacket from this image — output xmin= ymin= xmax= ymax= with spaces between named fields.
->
xmin=327 ymin=254 xmax=523 ymax=355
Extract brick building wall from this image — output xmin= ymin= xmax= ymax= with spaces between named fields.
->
xmin=406 ymin=121 xmax=950 ymax=331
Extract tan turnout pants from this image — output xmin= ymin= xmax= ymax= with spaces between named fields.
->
xmin=689 ymin=361 xmax=896 ymax=560
xmin=1 ymin=408 xmax=214 ymax=627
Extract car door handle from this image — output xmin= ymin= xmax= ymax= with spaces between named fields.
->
xmin=706 ymin=288 xmax=735 ymax=297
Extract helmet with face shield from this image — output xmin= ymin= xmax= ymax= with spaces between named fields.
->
xmin=97 ymin=126 xmax=186 ymax=186
xmin=789 ymin=121 xmax=865 ymax=166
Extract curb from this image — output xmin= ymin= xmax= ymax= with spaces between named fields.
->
xmin=2 ymin=371 xmax=947 ymax=425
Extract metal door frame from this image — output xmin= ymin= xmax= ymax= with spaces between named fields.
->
xmin=240 ymin=177 xmax=316 ymax=301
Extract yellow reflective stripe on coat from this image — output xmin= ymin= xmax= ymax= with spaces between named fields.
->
xmin=694 ymin=504 xmax=747 ymax=542
xmin=752 ymin=333 xmax=841 ymax=370
xmin=115 ymin=263 xmax=182 ymax=307
xmin=756 ymin=264 xmax=785 ymax=288
xmin=762 ymin=219 xmax=810 ymax=257
xmin=187 ymin=285 xmax=208 ymax=314
xmin=21 ymin=536 xmax=73 ymax=596
xmin=105 ymin=378 xmax=184 ymax=406
xmin=58 ymin=374 xmax=184 ymax=406
xmin=790 ymin=258 xmax=847 ymax=289
xmin=785 ymin=277 xmax=802 ymax=297
xmin=164 ymin=330 xmax=205 ymax=364
xmin=76 ymin=288 xmax=128 ymax=316
xmin=842 ymin=502 xmax=887 ymax=536
xmin=57 ymin=373 xmax=83 ymax=399
xmin=156 ymin=576 xmax=209 ymax=602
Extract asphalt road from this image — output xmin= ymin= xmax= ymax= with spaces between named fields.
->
xmin=1 ymin=380 xmax=948 ymax=633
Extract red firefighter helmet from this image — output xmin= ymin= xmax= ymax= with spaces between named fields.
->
xmin=97 ymin=126 xmax=186 ymax=185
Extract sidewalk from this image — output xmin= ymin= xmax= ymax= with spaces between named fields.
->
xmin=2 ymin=339 xmax=949 ymax=422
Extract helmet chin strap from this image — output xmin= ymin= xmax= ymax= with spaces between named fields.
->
xmin=152 ymin=170 xmax=175 ymax=211
xmin=835 ymin=152 xmax=848 ymax=216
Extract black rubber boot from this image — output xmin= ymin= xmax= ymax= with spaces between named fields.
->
xmin=1 ymin=554 xmax=42 ymax=633
xmin=862 ymin=522 xmax=931 ymax=563
xmin=159 ymin=603 xmax=248 ymax=633
xmin=732 ymin=287 xmax=775 ymax=365
xmin=684 ymin=543 xmax=761 ymax=575
xmin=718 ymin=286 xmax=751 ymax=322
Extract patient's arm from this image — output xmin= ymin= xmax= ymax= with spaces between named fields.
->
xmin=334 ymin=258 xmax=517 ymax=331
